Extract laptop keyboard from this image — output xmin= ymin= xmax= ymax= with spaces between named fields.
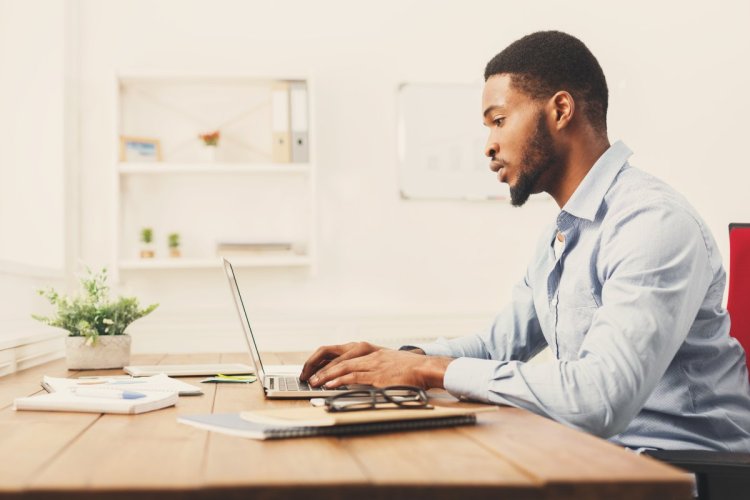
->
xmin=270 ymin=376 xmax=323 ymax=392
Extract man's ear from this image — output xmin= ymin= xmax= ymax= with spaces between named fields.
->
xmin=550 ymin=91 xmax=574 ymax=131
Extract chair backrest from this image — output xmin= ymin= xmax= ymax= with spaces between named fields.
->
xmin=727 ymin=223 xmax=750 ymax=374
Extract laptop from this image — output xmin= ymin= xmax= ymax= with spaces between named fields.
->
xmin=223 ymin=258 xmax=351 ymax=398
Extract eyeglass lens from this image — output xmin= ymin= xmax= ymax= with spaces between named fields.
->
xmin=326 ymin=386 xmax=429 ymax=412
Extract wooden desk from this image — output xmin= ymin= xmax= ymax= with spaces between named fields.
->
xmin=0 ymin=352 xmax=692 ymax=499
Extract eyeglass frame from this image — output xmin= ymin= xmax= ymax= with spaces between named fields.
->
xmin=323 ymin=385 xmax=433 ymax=413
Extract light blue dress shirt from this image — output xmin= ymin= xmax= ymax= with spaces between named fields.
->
xmin=413 ymin=141 xmax=750 ymax=452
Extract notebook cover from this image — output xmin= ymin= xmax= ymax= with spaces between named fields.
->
xmin=14 ymin=390 xmax=178 ymax=414
xmin=177 ymin=412 xmax=477 ymax=440
xmin=240 ymin=405 xmax=490 ymax=427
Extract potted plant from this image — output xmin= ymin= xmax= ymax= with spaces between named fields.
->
xmin=197 ymin=130 xmax=220 ymax=162
xmin=140 ymin=227 xmax=155 ymax=258
xmin=32 ymin=268 xmax=158 ymax=370
xmin=168 ymin=232 xmax=181 ymax=258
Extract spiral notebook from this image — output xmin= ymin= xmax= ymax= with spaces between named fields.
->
xmin=178 ymin=405 xmax=491 ymax=440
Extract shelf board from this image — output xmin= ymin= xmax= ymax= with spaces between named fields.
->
xmin=118 ymin=256 xmax=311 ymax=270
xmin=118 ymin=72 xmax=308 ymax=85
xmin=118 ymin=162 xmax=310 ymax=175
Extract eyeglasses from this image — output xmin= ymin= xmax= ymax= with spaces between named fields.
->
xmin=324 ymin=385 xmax=432 ymax=413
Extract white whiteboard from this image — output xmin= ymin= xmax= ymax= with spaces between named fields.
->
xmin=397 ymin=83 xmax=509 ymax=200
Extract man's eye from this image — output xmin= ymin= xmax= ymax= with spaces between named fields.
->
xmin=493 ymin=117 xmax=505 ymax=127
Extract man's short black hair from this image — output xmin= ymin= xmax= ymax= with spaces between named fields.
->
xmin=484 ymin=31 xmax=608 ymax=132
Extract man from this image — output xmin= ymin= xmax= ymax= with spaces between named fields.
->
xmin=300 ymin=31 xmax=750 ymax=452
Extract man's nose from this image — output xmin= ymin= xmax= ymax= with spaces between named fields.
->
xmin=485 ymin=141 xmax=498 ymax=159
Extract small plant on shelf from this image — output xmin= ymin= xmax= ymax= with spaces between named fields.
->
xmin=198 ymin=130 xmax=220 ymax=146
xmin=140 ymin=227 xmax=155 ymax=258
xmin=197 ymin=130 xmax=220 ymax=162
xmin=168 ymin=232 xmax=181 ymax=258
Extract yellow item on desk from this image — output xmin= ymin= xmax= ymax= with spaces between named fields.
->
xmin=200 ymin=373 xmax=257 ymax=384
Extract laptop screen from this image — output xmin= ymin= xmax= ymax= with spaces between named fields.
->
xmin=222 ymin=258 xmax=266 ymax=381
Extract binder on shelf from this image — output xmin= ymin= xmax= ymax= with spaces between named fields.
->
xmin=289 ymin=81 xmax=309 ymax=163
xmin=271 ymin=81 xmax=291 ymax=163
xmin=215 ymin=240 xmax=298 ymax=257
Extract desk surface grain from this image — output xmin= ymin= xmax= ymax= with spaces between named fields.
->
xmin=0 ymin=352 xmax=692 ymax=500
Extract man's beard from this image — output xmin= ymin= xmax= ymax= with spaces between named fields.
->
xmin=509 ymin=111 xmax=558 ymax=207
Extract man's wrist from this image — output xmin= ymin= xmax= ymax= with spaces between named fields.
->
xmin=417 ymin=356 xmax=452 ymax=389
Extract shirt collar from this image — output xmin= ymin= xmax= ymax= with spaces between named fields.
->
xmin=560 ymin=140 xmax=633 ymax=222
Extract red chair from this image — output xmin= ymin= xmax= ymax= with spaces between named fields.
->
xmin=728 ymin=223 xmax=750 ymax=375
xmin=644 ymin=223 xmax=750 ymax=500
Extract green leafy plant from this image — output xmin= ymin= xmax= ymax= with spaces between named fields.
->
xmin=32 ymin=268 xmax=158 ymax=345
xmin=168 ymin=232 xmax=180 ymax=249
xmin=140 ymin=227 xmax=153 ymax=244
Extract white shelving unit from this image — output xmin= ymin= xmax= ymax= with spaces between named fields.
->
xmin=112 ymin=73 xmax=316 ymax=277
xmin=118 ymin=255 xmax=312 ymax=270
xmin=118 ymin=162 xmax=310 ymax=175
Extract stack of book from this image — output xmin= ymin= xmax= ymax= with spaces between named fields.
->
xmin=14 ymin=374 xmax=202 ymax=415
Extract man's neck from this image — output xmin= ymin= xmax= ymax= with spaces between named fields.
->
xmin=549 ymin=136 xmax=610 ymax=209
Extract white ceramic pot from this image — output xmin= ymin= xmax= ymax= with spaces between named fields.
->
xmin=65 ymin=334 xmax=132 ymax=370
xmin=195 ymin=144 xmax=218 ymax=162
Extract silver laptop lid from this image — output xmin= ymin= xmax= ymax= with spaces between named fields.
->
xmin=222 ymin=258 xmax=266 ymax=382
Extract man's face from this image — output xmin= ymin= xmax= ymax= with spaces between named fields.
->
xmin=482 ymin=74 xmax=558 ymax=206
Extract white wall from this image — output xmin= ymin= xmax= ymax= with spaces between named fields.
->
xmin=73 ymin=0 xmax=750 ymax=353
xmin=0 ymin=0 xmax=66 ymax=272
xmin=0 ymin=1 xmax=70 ymax=364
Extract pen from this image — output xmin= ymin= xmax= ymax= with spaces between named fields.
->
xmin=72 ymin=388 xmax=146 ymax=400
xmin=77 ymin=375 xmax=133 ymax=380
xmin=75 ymin=379 xmax=141 ymax=386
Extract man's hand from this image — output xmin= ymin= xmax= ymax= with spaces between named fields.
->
xmin=299 ymin=342 xmax=385 ymax=382
xmin=301 ymin=345 xmax=452 ymax=390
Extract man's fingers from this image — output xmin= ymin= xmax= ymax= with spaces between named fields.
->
xmin=305 ymin=357 xmax=334 ymax=379
xmin=300 ymin=345 xmax=346 ymax=380
xmin=325 ymin=372 xmax=364 ymax=389
xmin=300 ymin=342 xmax=380 ymax=381
xmin=321 ymin=343 xmax=379 ymax=372
xmin=310 ymin=356 xmax=369 ymax=387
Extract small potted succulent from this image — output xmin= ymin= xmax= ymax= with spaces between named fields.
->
xmin=140 ymin=227 xmax=155 ymax=258
xmin=168 ymin=232 xmax=181 ymax=258
xmin=32 ymin=268 xmax=158 ymax=370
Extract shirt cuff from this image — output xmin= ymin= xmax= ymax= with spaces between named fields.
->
xmin=443 ymin=357 xmax=497 ymax=402
xmin=399 ymin=342 xmax=455 ymax=357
